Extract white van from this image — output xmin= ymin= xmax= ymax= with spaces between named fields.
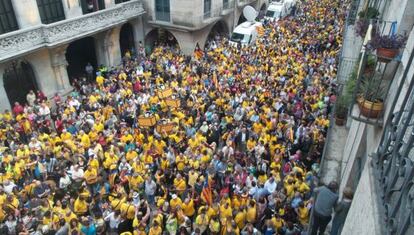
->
xmin=229 ymin=21 xmax=262 ymax=46
xmin=265 ymin=1 xmax=288 ymax=21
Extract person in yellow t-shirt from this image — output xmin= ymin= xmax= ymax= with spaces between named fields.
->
xmin=148 ymin=220 xmax=162 ymax=235
xmin=296 ymin=201 xmax=309 ymax=225
xmin=74 ymin=196 xmax=88 ymax=216
xmin=246 ymin=200 xmax=257 ymax=224
xmin=181 ymin=197 xmax=195 ymax=218
xmin=169 ymin=194 xmax=182 ymax=210
xmin=173 ymin=174 xmax=186 ymax=196
xmin=84 ymin=165 xmax=98 ymax=185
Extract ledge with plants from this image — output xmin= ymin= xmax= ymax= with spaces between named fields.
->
xmin=334 ymin=72 xmax=356 ymax=126
xmin=354 ymin=7 xmax=379 ymax=38
xmin=357 ymin=75 xmax=386 ymax=118
xmin=368 ymin=33 xmax=407 ymax=62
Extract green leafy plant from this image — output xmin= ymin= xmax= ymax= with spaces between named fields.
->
xmin=335 ymin=94 xmax=350 ymax=118
xmin=363 ymin=54 xmax=376 ymax=78
xmin=358 ymin=7 xmax=379 ymax=19
xmin=359 ymin=77 xmax=385 ymax=102
xmin=345 ymin=69 xmax=357 ymax=97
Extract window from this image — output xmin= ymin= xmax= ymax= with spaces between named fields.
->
xmin=223 ymin=0 xmax=229 ymax=9
xmin=204 ymin=0 xmax=211 ymax=18
xmin=80 ymin=0 xmax=105 ymax=14
xmin=36 ymin=0 xmax=65 ymax=24
xmin=115 ymin=0 xmax=130 ymax=3
xmin=155 ymin=0 xmax=170 ymax=22
xmin=0 ymin=0 xmax=18 ymax=34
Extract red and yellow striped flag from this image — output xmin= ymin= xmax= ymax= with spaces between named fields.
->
xmin=201 ymin=174 xmax=213 ymax=206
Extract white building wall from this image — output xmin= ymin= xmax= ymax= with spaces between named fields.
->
xmin=341 ymin=159 xmax=382 ymax=235
xmin=11 ymin=0 xmax=41 ymax=28
xmin=340 ymin=0 xmax=414 ymax=232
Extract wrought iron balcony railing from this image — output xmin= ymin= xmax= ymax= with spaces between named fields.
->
xmin=371 ymin=46 xmax=414 ymax=235
xmin=0 ymin=0 xmax=145 ymax=62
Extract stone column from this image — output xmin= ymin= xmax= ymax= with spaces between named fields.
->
xmin=0 ymin=65 xmax=11 ymax=112
xmin=172 ymin=31 xmax=198 ymax=55
xmin=50 ymin=46 xmax=72 ymax=93
xmin=94 ymin=33 xmax=108 ymax=66
xmin=104 ymin=28 xmax=122 ymax=67
xmin=131 ymin=17 xmax=146 ymax=51
xmin=105 ymin=0 xmax=116 ymax=8
xmin=11 ymin=0 xmax=41 ymax=28
xmin=62 ymin=0 xmax=83 ymax=19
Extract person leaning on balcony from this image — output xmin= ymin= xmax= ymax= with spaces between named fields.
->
xmin=330 ymin=187 xmax=354 ymax=235
xmin=310 ymin=181 xmax=339 ymax=235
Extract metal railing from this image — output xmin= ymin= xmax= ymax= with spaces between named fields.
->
xmin=349 ymin=20 xmax=403 ymax=126
xmin=372 ymin=46 xmax=414 ymax=235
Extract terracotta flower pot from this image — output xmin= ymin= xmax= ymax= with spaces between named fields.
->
xmin=376 ymin=48 xmax=399 ymax=62
xmin=357 ymin=97 xmax=384 ymax=118
xmin=335 ymin=116 xmax=346 ymax=126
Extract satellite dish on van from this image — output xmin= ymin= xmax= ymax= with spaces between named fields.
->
xmin=243 ymin=6 xmax=258 ymax=22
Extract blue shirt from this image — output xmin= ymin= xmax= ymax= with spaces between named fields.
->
xmin=81 ymin=224 xmax=97 ymax=235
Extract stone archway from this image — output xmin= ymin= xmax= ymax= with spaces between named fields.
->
xmin=3 ymin=61 xmax=38 ymax=106
xmin=258 ymin=3 xmax=267 ymax=20
xmin=119 ymin=22 xmax=135 ymax=58
xmin=144 ymin=28 xmax=180 ymax=54
xmin=65 ymin=37 xmax=98 ymax=82
xmin=206 ymin=20 xmax=230 ymax=42
xmin=237 ymin=13 xmax=247 ymax=25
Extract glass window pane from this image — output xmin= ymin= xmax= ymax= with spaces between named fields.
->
xmin=37 ymin=0 xmax=65 ymax=24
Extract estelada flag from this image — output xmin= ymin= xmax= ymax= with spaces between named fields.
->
xmin=201 ymin=173 xmax=213 ymax=206
xmin=194 ymin=43 xmax=204 ymax=60
xmin=256 ymin=25 xmax=265 ymax=36
xmin=212 ymin=72 xmax=219 ymax=89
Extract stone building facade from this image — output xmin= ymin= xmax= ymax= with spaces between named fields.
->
xmin=0 ymin=0 xmax=269 ymax=111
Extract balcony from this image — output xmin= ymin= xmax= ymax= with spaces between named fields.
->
xmin=0 ymin=0 xmax=145 ymax=63
xmin=347 ymin=21 xmax=405 ymax=126
xmin=149 ymin=2 xmax=224 ymax=31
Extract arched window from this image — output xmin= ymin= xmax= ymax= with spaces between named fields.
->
xmin=36 ymin=0 xmax=65 ymax=24
xmin=0 ymin=0 xmax=18 ymax=34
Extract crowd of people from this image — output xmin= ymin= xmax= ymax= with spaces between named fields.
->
xmin=0 ymin=0 xmax=351 ymax=234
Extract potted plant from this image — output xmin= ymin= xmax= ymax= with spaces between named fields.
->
xmin=355 ymin=19 xmax=377 ymax=38
xmin=355 ymin=7 xmax=379 ymax=37
xmin=363 ymin=54 xmax=376 ymax=78
xmin=358 ymin=7 xmax=379 ymax=19
xmin=335 ymin=95 xmax=349 ymax=126
xmin=357 ymin=77 xmax=385 ymax=118
xmin=369 ymin=33 xmax=407 ymax=62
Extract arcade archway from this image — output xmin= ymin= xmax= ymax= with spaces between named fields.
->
xmin=206 ymin=20 xmax=229 ymax=43
xmin=237 ymin=13 xmax=247 ymax=25
xmin=3 ymin=61 xmax=38 ymax=106
xmin=119 ymin=23 xmax=135 ymax=58
xmin=65 ymin=37 xmax=98 ymax=82
xmin=258 ymin=4 xmax=267 ymax=20
xmin=144 ymin=28 xmax=179 ymax=54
